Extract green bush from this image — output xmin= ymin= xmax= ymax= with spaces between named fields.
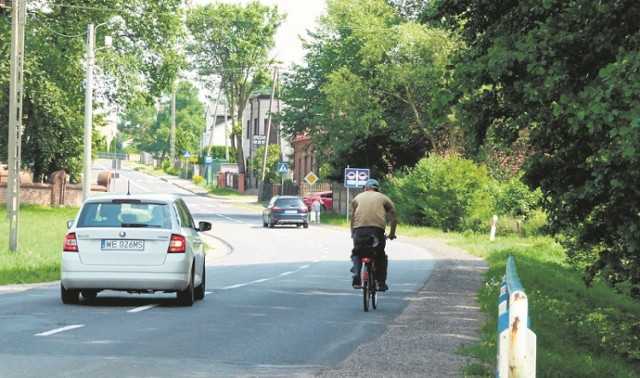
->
xmin=492 ymin=174 xmax=542 ymax=220
xmin=192 ymin=175 xmax=204 ymax=185
xmin=387 ymin=155 xmax=494 ymax=232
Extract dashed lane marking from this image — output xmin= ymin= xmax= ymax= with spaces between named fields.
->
xmin=35 ymin=324 xmax=84 ymax=336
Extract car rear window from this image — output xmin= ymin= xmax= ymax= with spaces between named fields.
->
xmin=276 ymin=198 xmax=304 ymax=207
xmin=76 ymin=202 xmax=171 ymax=228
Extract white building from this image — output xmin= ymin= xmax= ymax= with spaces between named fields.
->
xmin=200 ymin=94 xmax=292 ymax=189
xmin=200 ymin=104 xmax=232 ymax=158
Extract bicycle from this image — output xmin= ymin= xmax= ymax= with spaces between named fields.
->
xmin=360 ymin=248 xmax=378 ymax=312
xmin=354 ymin=233 xmax=394 ymax=312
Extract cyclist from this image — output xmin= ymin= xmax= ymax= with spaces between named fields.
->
xmin=349 ymin=178 xmax=397 ymax=291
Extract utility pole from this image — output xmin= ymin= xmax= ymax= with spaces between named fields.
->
xmin=7 ymin=0 xmax=26 ymax=251
xmin=82 ymin=16 xmax=119 ymax=201
xmin=82 ymin=23 xmax=95 ymax=202
xmin=258 ymin=66 xmax=279 ymax=200
xmin=170 ymin=86 xmax=176 ymax=166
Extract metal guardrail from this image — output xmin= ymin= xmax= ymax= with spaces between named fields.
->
xmin=497 ymin=256 xmax=537 ymax=377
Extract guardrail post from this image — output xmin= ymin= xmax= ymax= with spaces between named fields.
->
xmin=497 ymin=256 xmax=536 ymax=377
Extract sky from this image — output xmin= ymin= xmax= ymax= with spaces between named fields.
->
xmin=191 ymin=0 xmax=328 ymax=65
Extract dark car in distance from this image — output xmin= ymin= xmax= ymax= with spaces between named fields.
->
xmin=262 ymin=196 xmax=309 ymax=229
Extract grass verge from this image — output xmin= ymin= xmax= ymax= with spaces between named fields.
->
xmin=319 ymin=212 xmax=640 ymax=377
xmin=0 ymin=205 xmax=79 ymax=284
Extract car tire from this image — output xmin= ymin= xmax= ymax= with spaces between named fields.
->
xmin=177 ymin=269 xmax=195 ymax=307
xmin=81 ymin=290 xmax=98 ymax=300
xmin=61 ymin=283 xmax=79 ymax=304
xmin=303 ymin=222 xmax=309 ymax=229
xmin=268 ymin=217 xmax=275 ymax=228
xmin=263 ymin=220 xmax=268 ymax=227
xmin=195 ymin=263 xmax=206 ymax=301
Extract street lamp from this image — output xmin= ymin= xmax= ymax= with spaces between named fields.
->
xmin=83 ymin=16 xmax=122 ymax=201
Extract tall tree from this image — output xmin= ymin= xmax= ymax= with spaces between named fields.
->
xmin=122 ymin=80 xmax=206 ymax=160
xmin=185 ymin=1 xmax=285 ymax=175
xmin=278 ymin=0 xmax=459 ymax=180
xmin=0 ymin=0 xmax=186 ymax=182
xmin=426 ymin=0 xmax=640 ymax=293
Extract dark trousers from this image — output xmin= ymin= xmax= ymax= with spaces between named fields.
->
xmin=351 ymin=226 xmax=388 ymax=282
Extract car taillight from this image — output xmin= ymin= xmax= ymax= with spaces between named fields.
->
xmin=63 ymin=233 xmax=78 ymax=252
xmin=300 ymin=207 xmax=308 ymax=213
xmin=272 ymin=206 xmax=283 ymax=212
xmin=168 ymin=234 xmax=186 ymax=253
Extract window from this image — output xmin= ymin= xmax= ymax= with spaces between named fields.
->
xmin=174 ymin=199 xmax=194 ymax=229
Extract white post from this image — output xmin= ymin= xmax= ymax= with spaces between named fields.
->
xmin=490 ymin=215 xmax=498 ymax=241
xmin=83 ymin=23 xmax=95 ymax=202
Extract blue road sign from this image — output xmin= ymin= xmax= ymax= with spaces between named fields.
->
xmin=344 ymin=168 xmax=370 ymax=187
xmin=277 ymin=162 xmax=289 ymax=174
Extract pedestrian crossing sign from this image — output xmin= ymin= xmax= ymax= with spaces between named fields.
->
xmin=277 ymin=162 xmax=289 ymax=174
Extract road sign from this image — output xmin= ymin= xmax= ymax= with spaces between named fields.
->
xmin=277 ymin=162 xmax=289 ymax=174
xmin=304 ymin=171 xmax=318 ymax=185
xmin=183 ymin=151 xmax=191 ymax=159
xmin=253 ymin=135 xmax=266 ymax=145
xmin=344 ymin=168 xmax=370 ymax=187
xmin=205 ymin=155 xmax=212 ymax=165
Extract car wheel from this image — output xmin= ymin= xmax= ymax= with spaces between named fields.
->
xmin=61 ymin=283 xmax=79 ymax=304
xmin=177 ymin=269 xmax=195 ymax=307
xmin=195 ymin=263 xmax=206 ymax=301
xmin=303 ymin=222 xmax=309 ymax=229
xmin=81 ymin=290 xmax=98 ymax=300
xmin=268 ymin=217 xmax=275 ymax=228
xmin=263 ymin=220 xmax=268 ymax=227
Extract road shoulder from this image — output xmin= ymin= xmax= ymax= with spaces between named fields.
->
xmin=319 ymin=236 xmax=488 ymax=377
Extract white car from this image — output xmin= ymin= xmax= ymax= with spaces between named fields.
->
xmin=61 ymin=193 xmax=212 ymax=306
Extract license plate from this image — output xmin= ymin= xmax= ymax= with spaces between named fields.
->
xmin=285 ymin=210 xmax=297 ymax=214
xmin=101 ymin=239 xmax=145 ymax=251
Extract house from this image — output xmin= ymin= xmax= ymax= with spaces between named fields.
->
xmin=200 ymin=93 xmax=293 ymax=190
xmin=200 ymin=104 xmax=232 ymax=158
xmin=290 ymin=131 xmax=320 ymax=188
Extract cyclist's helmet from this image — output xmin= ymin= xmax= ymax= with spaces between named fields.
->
xmin=365 ymin=178 xmax=379 ymax=189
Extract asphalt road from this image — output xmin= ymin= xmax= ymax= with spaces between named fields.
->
xmin=0 ymin=161 xmax=486 ymax=378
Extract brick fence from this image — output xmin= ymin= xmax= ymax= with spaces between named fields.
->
xmin=0 ymin=170 xmax=108 ymax=207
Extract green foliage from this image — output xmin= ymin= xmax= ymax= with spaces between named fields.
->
xmin=426 ymin=0 xmax=640 ymax=292
xmin=250 ymin=145 xmax=281 ymax=183
xmin=192 ymin=175 xmax=204 ymax=185
xmin=387 ymin=155 xmax=494 ymax=232
xmin=186 ymin=2 xmax=285 ymax=175
xmin=0 ymin=1 xmax=186 ymax=181
xmin=492 ymin=174 xmax=542 ymax=220
xmin=278 ymin=0 xmax=461 ymax=181
xmin=452 ymin=234 xmax=640 ymax=375
xmin=200 ymin=146 xmax=237 ymax=164
xmin=122 ymin=80 xmax=206 ymax=160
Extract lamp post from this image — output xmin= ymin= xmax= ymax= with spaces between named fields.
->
xmin=83 ymin=16 xmax=121 ymax=201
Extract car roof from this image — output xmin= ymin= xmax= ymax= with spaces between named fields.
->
xmin=83 ymin=193 xmax=180 ymax=205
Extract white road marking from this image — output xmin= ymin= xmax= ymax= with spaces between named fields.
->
xmin=128 ymin=304 xmax=158 ymax=313
xmin=220 ymin=264 xmax=314 ymax=290
xmin=35 ymin=324 xmax=84 ymax=336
